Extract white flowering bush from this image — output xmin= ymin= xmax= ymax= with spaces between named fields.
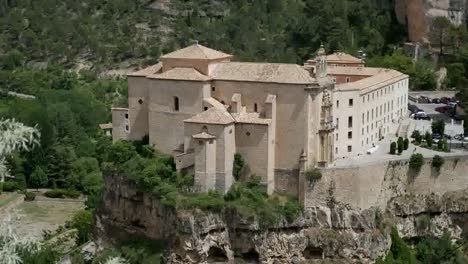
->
xmin=0 ymin=118 xmax=40 ymax=183
xmin=0 ymin=214 xmax=41 ymax=264
xmin=104 ymin=256 xmax=129 ymax=264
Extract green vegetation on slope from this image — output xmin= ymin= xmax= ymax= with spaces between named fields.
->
xmin=0 ymin=0 xmax=405 ymax=68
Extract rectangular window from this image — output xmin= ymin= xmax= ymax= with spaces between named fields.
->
xmin=348 ymin=116 xmax=353 ymax=128
xmin=367 ymin=111 xmax=369 ymax=122
xmin=362 ymin=128 xmax=364 ymax=135
xmin=125 ymin=125 xmax=129 ymax=132
xmin=348 ymin=145 xmax=352 ymax=152
xmin=336 ymin=133 xmax=338 ymax=141
xmin=349 ymin=99 xmax=353 ymax=106
xmin=336 ymin=118 xmax=339 ymax=129
xmin=336 ymin=100 xmax=339 ymax=108
xmin=362 ymin=97 xmax=365 ymax=103
xmin=362 ymin=113 xmax=364 ymax=124
xmin=346 ymin=77 xmax=351 ymax=83
xmin=125 ymin=113 xmax=128 ymax=119
xmin=348 ymin=131 xmax=352 ymax=139
xmin=335 ymin=147 xmax=338 ymax=154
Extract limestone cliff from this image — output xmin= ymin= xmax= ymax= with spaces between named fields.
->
xmin=395 ymin=0 xmax=467 ymax=43
xmin=95 ymin=174 xmax=468 ymax=263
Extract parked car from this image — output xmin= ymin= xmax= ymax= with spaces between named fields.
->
xmin=455 ymin=134 xmax=464 ymax=140
xmin=435 ymin=106 xmax=449 ymax=113
xmin=413 ymin=112 xmax=431 ymax=120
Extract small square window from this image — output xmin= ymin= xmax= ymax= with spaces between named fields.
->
xmin=211 ymin=86 xmax=216 ymax=91
xmin=347 ymin=145 xmax=352 ymax=152
xmin=125 ymin=113 xmax=128 ymax=119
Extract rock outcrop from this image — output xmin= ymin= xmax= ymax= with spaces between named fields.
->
xmin=95 ymin=174 xmax=468 ymax=263
xmin=395 ymin=0 xmax=467 ymax=43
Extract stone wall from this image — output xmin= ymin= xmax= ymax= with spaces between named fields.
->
xmin=305 ymin=155 xmax=468 ymax=210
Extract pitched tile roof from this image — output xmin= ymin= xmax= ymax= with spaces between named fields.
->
xmin=210 ymin=62 xmax=316 ymax=84
xmin=232 ymin=112 xmax=271 ymax=125
xmin=336 ymin=69 xmax=407 ymax=92
xmin=192 ymin=132 xmax=216 ymax=139
xmin=160 ymin=44 xmax=233 ymax=60
xmin=327 ymin=66 xmax=384 ymax=76
xmin=148 ymin=67 xmax=211 ymax=82
xmin=128 ymin=62 xmax=163 ymax=77
xmin=327 ymin=52 xmax=363 ymax=63
xmin=184 ymin=107 xmax=235 ymax=125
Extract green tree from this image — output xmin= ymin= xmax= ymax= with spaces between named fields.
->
xmin=69 ymin=210 xmax=93 ymax=245
xmin=431 ymin=120 xmax=445 ymax=135
xmin=425 ymin=132 xmax=433 ymax=148
xmin=107 ymin=141 xmax=137 ymax=164
xmin=397 ymin=137 xmax=404 ymax=154
xmin=233 ymin=153 xmax=244 ymax=181
xmin=390 ymin=142 xmax=397 ymax=155
xmin=403 ymin=138 xmax=409 ymax=150
xmin=432 ymin=155 xmax=444 ymax=171
xmin=430 ymin=16 xmax=452 ymax=59
xmin=29 ymin=166 xmax=48 ymax=191
xmin=409 ymin=153 xmax=424 ymax=172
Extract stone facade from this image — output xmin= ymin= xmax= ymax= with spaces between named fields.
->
xmin=112 ymin=45 xmax=410 ymax=196
xmin=112 ymin=44 xmax=334 ymax=195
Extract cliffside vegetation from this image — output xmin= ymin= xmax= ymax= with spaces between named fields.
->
xmin=377 ymin=228 xmax=468 ymax=264
xmin=110 ymin=140 xmax=302 ymax=226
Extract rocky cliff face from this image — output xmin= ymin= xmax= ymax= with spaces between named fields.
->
xmin=95 ymin=174 xmax=468 ymax=263
xmin=395 ymin=0 xmax=467 ymax=43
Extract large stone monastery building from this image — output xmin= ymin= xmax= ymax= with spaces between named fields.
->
xmin=112 ymin=44 xmax=408 ymax=195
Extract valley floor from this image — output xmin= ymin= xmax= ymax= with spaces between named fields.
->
xmin=0 ymin=191 xmax=85 ymax=239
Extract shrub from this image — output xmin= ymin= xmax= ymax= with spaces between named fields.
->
xmin=409 ymin=153 xmax=424 ymax=172
xmin=425 ymin=132 xmax=433 ymax=148
xmin=305 ymin=168 xmax=322 ymax=183
xmin=23 ymin=191 xmax=36 ymax=201
xmin=30 ymin=166 xmax=48 ymax=191
xmin=233 ymin=153 xmax=244 ymax=181
xmin=390 ymin=142 xmax=397 ymax=154
xmin=68 ymin=210 xmax=93 ymax=245
xmin=431 ymin=119 xmax=445 ymax=135
xmin=44 ymin=189 xmax=80 ymax=199
xmin=403 ymin=138 xmax=409 ymax=150
xmin=432 ymin=155 xmax=444 ymax=171
xmin=1 ymin=181 xmax=20 ymax=192
xmin=397 ymin=138 xmax=404 ymax=154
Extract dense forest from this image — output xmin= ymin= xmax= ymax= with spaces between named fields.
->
xmin=0 ymin=0 xmax=405 ymax=69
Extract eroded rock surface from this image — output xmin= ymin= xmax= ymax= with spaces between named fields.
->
xmin=95 ymin=175 xmax=468 ymax=263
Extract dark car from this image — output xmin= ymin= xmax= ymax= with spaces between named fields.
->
xmin=414 ymin=112 xmax=431 ymax=120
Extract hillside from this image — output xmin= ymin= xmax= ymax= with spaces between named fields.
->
xmin=0 ymin=0 xmax=406 ymax=73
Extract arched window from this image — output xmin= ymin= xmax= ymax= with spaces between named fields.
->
xmin=174 ymin=96 xmax=179 ymax=111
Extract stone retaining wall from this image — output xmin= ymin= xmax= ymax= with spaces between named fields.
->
xmin=305 ymin=155 xmax=468 ymax=209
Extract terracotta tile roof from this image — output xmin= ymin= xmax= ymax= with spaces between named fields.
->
xmin=148 ymin=67 xmax=211 ymax=82
xmin=326 ymin=52 xmax=363 ymax=63
xmin=192 ymin=132 xmax=216 ymax=139
xmin=327 ymin=66 xmax=384 ymax=76
xmin=211 ymin=62 xmax=316 ymax=84
xmin=336 ymin=69 xmax=407 ymax=92
xmin=184 ymin=107 xmax=235 ymax=125
xmin=232 ymin=112 xmax=271 ymax=125
xmin=160 ymin=44 xmax=233 ymax=60
xmin=128 ymin=62 xmax=163 ymax=77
